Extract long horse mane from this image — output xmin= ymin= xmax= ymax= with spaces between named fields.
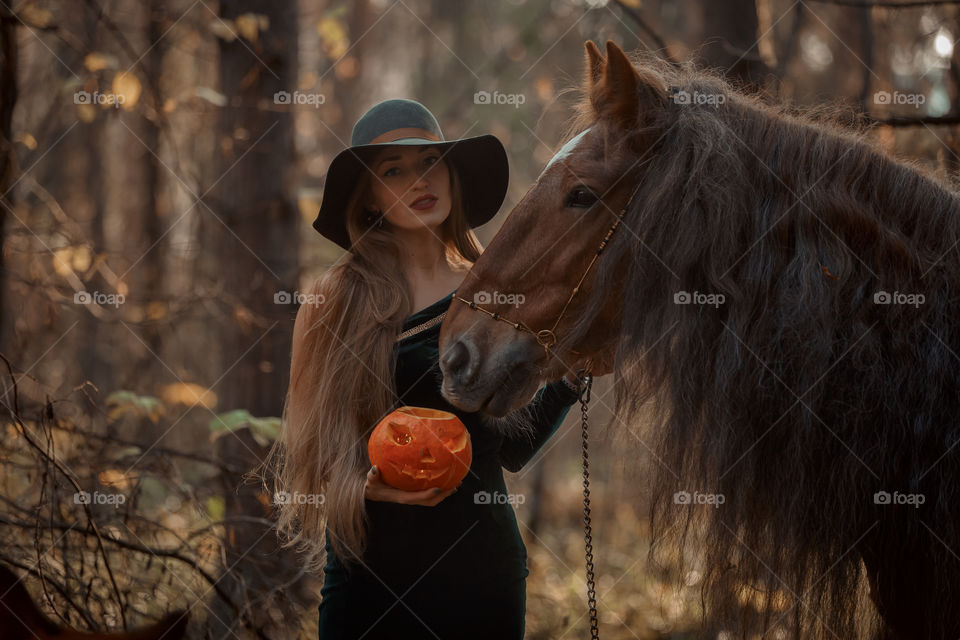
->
xmin=560 ymin=52 xmax=960 ymax=638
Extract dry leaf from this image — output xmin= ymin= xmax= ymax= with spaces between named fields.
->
xmin=235 ymin=13 xmax=265 ymax=42
xmin=161 ymin=382 xmax=218 ymax=410
xmin=317 ymin=17 xmax=349 ymax=59
xmin=147 ymin=301 xmax=167 ymax=320
xmin=195 ymin=86 xmax=228 ymax=107
xmin=52 ymin=247 xmax=76 ymax=276
xmin=76 ymin=102 xmax=97 ymax=123
xmin=19 ymin=4 xmax=53 ymax=28
xmin=209 ymin=18 xmax=237 ymax=42
xmin=112 ymin=71 xmax=141 ymax=110
xmin=17 ymin=133 xmax=37 ymax=150
xmin=98 ymin=469 xmax=136 ymax=490
xmin=535 ymin=75 xmax=554 ymax=102
xmin=84 ymin=52 xmax=117 ymax=72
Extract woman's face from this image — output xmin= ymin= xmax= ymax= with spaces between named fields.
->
xmin=366 ymin=145 xmax=452 ymax=234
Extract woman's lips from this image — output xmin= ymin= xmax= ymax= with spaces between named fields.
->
xmin=410 ymin=195 xmax=438 ymax=211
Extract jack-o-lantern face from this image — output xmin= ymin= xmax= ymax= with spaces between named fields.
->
xmin=368 ymin=407 xmax=472 ymax=492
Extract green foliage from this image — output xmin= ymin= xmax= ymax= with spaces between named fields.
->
xmin=208 ymin=409 xmax=280 ymax=446
xmin=205 ymin=495 xmax=226 ymax=521
xmin=105 ymin=390 xmax=165 ymax=424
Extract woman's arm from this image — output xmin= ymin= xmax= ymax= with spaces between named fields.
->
xmin=498 ymin=373 xmax=583 ymax=473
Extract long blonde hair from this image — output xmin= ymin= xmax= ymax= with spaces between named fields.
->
xmin=266 ymin=158 xmax=483 ymax=574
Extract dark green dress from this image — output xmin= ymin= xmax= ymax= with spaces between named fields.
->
xmin=317 ymin=289 xmax=580 ymax=639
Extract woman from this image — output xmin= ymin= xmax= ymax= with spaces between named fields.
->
xmin=271 ymin=99 xmax=587 ymax=639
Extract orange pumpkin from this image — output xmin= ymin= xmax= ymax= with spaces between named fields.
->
xmin=368 ymin=406 xmax=472 ymax=492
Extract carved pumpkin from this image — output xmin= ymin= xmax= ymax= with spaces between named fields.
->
xmin=368 ymin=406 xmax=472 ymax=491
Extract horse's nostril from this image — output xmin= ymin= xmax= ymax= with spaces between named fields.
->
xmin=442 ymin=340 xmax=476 ymax=385
xmin=442 ymin=340 xmax=467 ymax=373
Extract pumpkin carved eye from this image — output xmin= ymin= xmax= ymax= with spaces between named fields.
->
xmin=386 ymin=421 xmax=412 ymax=446
xmin=368 ymin=407 xmax=473 ymax=491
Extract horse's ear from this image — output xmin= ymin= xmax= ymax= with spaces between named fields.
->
xmin=584 ymin=40 xmax=604 ymax=88
xmin=590 ymin=40 xmax=665 ymax=130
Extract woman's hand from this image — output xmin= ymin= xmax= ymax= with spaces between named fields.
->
xmin=364 ymin=465 xmax=459 ymax=506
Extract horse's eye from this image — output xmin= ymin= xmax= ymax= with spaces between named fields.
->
xmin=564 ymin=187 xmax=598 ymax=209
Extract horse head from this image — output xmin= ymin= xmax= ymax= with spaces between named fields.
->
xmin=439 ymin=40 xmax=667 ymax=416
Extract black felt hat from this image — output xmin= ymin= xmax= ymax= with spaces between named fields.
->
xmin=312 ymin=99 xmax=509 ymax=251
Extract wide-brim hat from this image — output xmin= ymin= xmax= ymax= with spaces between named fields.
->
xmin=312 ymin=98 xmax=509 ymax=251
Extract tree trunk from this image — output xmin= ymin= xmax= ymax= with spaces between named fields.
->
xmin=207 ymin=1 xmax=304 ymax=636
xmin=0 ymin=5 xmax=18 ymax=350
xmin=697 ymin=0 xmax=767 ymax=90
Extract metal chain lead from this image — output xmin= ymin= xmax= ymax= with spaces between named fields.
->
xmin=578 ymin=372 xmax=599 ymax=639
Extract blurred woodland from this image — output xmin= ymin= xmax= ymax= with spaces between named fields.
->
xmin=0 ymin=0 xmax=958 ymax=638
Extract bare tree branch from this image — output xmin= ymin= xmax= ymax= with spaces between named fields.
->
xmin=609 ymin=0 xmax=680 ymax=65
xmin=0 ymin=353 xmax=130 ymax=629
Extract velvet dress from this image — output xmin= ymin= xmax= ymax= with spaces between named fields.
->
xmin=316 ymin=289 xmax=580 ymax=639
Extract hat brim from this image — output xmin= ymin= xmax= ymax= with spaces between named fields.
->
xmin=312 ymin=134 xmax=509 ymax=251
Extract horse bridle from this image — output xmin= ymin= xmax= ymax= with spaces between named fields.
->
xmin=451 ymin=179 xmax=643 ymax=377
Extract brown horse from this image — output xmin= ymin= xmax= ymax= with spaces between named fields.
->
xmin=438 ymin=40 xmax=960 ymax=640
xmin=0 ymin=564 xmax=188 ymax=640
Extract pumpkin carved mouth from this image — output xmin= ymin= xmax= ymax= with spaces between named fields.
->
xmin=368 ymin=407 xmax=473 ymax=491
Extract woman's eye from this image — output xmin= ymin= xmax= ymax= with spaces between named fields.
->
xmin=383 ymin=167 xmax=399 ymax=177
xmin=423 ymin=155 xmax=439 ymax=166
xmin=564 ymin=187 xmax=598 ymax=208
